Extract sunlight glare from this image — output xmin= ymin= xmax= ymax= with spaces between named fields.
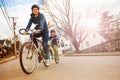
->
xmin=87 ymin=17 xmax=99 ymax=30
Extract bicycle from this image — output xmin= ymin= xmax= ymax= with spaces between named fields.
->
xmin=19 ymin=28 xmax=50 ymax=74
xmin=48 ymin=39 xmax=59 ymax=64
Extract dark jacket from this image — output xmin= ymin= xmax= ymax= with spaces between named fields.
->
xmin=26 ymin=12 xmax=48 ymax=33
xmin=49 ymin=35 xmax=59 ymax=45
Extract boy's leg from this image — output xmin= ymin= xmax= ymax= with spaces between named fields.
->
xmin=42 ymin=33 xmax=50 ymax=65
xmin=42 ymin=33 xmax=50 ymax=60
xmin=52 ymin=45 xmax=59 ymax=59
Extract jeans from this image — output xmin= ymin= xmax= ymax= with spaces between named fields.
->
xmin=30 ymin=32 xmax=50 ymax=59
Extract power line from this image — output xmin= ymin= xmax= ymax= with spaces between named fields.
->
xmin=2 ymin=0 xmax=13 ymax=20
xmin=0 ymin=0 xmax=13 ymax=33
xmin=0 ymin=0 xmax=18 ymax=56
xmin=0 ymin=4 xmax=13 ymax=33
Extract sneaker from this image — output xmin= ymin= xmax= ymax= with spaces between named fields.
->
xmin=55 ymin=59 xmax=59 ymax=64
xmin=46 ymin=59 xmax=50 ymax=66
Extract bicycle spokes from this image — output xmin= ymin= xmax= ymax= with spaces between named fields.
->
xmin=20 ymin=42 xmax=37 ymax=74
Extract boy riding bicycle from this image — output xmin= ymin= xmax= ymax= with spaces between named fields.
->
xmin=49 ymin=30 xmax=59 ymax=62
xmin=24 ymin=4 xmax=50 ymax=66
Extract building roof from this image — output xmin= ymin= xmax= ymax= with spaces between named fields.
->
xmin=0 ymin=40 xmax=11 ymax=45
xmin=0 ymin=40 xmax=4 ymax=45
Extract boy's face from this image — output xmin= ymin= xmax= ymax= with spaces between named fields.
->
xmin=51 ymin=32 xmax=55 ymax=37
xmin=32 ymin=8 xmax=39 ymax=16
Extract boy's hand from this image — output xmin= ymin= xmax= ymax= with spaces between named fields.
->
xmin=23 ymin=31 xmax=28 ymax=35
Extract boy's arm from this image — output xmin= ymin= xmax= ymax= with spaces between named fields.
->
xmin=26 ymin=18 xmax=32 ymax=30
xmin=39 ymin=14 xmax=46 ymax=31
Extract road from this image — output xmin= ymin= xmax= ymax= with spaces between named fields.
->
xmin=0 ymin=56 xmax=120 ymax=80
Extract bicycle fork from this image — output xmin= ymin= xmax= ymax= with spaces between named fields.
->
xmin=26 ymin=42 xmax=34 ymax=59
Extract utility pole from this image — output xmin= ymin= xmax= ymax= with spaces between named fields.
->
xmin=9 ymin=17 xmax=18 ymax=57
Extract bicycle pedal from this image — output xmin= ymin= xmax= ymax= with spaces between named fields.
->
xmin=38 ymin=55 xmax=42 ymax=63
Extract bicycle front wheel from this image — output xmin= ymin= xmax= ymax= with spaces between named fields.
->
xmin=20 ymin=42 xmax=37 ymax=74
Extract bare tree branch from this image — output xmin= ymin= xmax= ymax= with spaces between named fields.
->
xmin=41 ymin=0 xmax=89 ymax=52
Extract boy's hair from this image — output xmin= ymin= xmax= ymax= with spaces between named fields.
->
xmin=50 ymin=30 xmax=55 ymax=33
xmin=31 ymin=4 xmax=40 ymax=10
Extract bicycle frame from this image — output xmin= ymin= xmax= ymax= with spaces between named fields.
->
xmin=19 ymin=28 xmax=45 ymax=61
xmin=19 ymin=28 xmax=59 ymax=73
xmin=29 ymin=33 xmax=44 ymax=56
xmin=19 ymin=28 xmax=51 ymax=74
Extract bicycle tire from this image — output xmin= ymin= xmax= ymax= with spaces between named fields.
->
xmin=41 ymin=50 xmax=49 ymax=67
xmin=55 ymin=54 xmax=59 ymax=64
xmin=43 ymin=58 xmax=49 ymax=67
xmin=20 ymin=42 xmax=37 ymax=74
xmin=48 ymin=48 xmax=59 ymax=64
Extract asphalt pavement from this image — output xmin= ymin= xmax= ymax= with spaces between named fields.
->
xmin=0 ymin=56 xmax=120 ymax=80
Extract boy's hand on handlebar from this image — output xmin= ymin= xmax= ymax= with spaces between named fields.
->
xmin=23 ymin=31 xmax=28 ymax=35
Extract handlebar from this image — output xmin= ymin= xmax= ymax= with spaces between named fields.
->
xmin=19 ymin=28 xmax=33 ymax=35
xmin=19 ymin=28 xmax=42 ymax=35
xmin=19 ymin=25 xmax=53 ymax=35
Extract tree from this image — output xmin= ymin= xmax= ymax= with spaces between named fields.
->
xmin=40 ymin=0 xmax=88 ymax=52
xmin=99 ymin=11 xmax=120 ymax=41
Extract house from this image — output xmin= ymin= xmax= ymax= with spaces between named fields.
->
xmin=0 ymin=39 xmax=11 ymax=54
xmin=58 ymin=30 xmax=106 ymax=52
xmin=80 ymin=30 xmax=106 ymax=50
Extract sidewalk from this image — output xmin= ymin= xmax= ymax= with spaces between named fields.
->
xmin=0 ymin=56 xmax=18 ymax=64
xmin=63 ymin=51 xmax=120 ymax=56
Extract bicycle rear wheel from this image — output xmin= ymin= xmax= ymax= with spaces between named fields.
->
xmin=41 ymin=50 xmax=49 ymax=67
xmin=55 ymin=54 xmax=59 ymax=64
xmin=20 ymin=42 xmax=37 ymax=74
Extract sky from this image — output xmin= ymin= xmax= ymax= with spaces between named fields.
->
xmin=0 ymin=0 xmax=120 ymax=39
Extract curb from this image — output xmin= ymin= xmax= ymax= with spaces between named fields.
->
xmin=63 ymin=54 xmax=120 ymax=56
xmin=63 ymin=52 xmax=120 ymax=56
xmin=0 ymin=56 xmax=18 ymax=64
